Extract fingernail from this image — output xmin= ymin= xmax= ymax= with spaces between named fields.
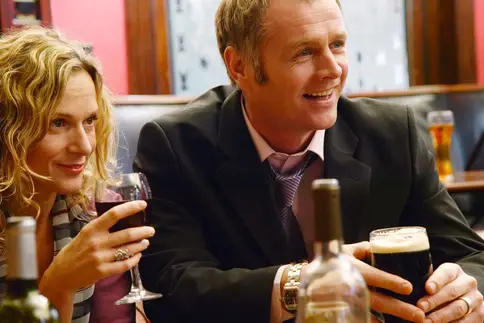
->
xmin=149 ymin=227 xmax=155 ymax=235
xmin=138 ymin=200 xmax=147 ymax=207
xmin=424 ymin=319 xmax=432 ymax=323
xmin=419 ymin=301 xmax=429 ymax=312
xmin=403 ymin=282 xmax=413 ymax=294
xmin=141 ymin=239 xmax=150 ymax=247
xmin=428 ymin=282 xmax=437 ymax=294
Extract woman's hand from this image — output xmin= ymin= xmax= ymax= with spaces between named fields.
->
xmin=39 ymin=200 xmax=155 ymax=321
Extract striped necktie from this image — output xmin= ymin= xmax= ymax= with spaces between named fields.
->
xmin=268 ymin=152 xmax=315 ymax=261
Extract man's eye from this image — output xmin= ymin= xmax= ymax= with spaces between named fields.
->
xmin=331 ymin=41 xmax=346 ymax=49
xmin=299 ymin=48 xmax=313 ymax=57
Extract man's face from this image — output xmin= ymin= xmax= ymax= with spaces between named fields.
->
xmin=241 ymin=0 xmax=348 ymax=136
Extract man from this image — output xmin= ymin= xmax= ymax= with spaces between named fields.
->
xmin=135 ymin=0 xmax=484 ymax=322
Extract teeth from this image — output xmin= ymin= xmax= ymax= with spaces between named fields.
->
xmin=307 ymin=88 xmax=334 ymax=97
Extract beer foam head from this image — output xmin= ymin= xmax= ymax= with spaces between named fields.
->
xmin=370 ymin=227 xmax=430 ymax=254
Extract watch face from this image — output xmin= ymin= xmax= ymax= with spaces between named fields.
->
xmin=284 ymin=290 xmax=298 ymax=305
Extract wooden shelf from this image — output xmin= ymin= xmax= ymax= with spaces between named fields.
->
xmin=347 ymin=84 xmax=484 ymax=99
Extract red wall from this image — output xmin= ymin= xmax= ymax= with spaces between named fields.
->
xmin=50 ymin=0 xmax=128 ymax=94
xmin=476 ymin=0 xmax=484 ymax=84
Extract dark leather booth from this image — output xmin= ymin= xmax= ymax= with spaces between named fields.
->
xmin=113 ymin=96 xmax=191 ymax=173
xmin=360 ymin=85 xmax=484 ymax=172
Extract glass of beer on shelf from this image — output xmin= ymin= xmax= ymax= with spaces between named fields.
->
xmin=427 ymin=110 xmax=454 ymax=182
xmin=370 ymin=227 xmax=433 ymax=323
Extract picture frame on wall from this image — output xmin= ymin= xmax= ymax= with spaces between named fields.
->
xmin=0 ymin=0 xmax=51 ymax=32
xmin=13 ymin=0 xmax=41 ymax=26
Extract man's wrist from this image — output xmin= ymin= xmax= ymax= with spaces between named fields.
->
xmin=280 ymin=265 xmax=291 ymax=297
xmin=280 ymin=262 xmax=307 ymax=314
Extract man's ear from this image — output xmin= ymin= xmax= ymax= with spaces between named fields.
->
xmin=224 ymin=46 xmax=248 ymax=86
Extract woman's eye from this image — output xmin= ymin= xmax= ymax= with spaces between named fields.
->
xmin=51 ymin=119 xmax=66 ymax=128
xmin=85 ymin=116 xmax=98 ymax=125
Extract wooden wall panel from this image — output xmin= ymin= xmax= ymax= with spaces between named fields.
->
xmin=125 ymin=0 xmax=157 ymax=94
xmin=152 ymin=0 xmax=171 ymax=94
xmin=455 ymin=0 xmax=477 ymax=83
xmin=39 ymin=0 xmax=51 ymax=26
xmin=124 ymin=0 xmax=172 ymax=94
xmin=406 ymin=0 xmax=424 ymax=85
xmin=0 ymin=1 xmax=15 ymax=31
xmin=406 ymin=0 xmax=476 ymax=85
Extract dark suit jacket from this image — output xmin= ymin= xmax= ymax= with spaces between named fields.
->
xmin=134 ymin=85 xmax=484 ymax=323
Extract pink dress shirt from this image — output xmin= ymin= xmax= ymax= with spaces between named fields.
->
xmin=241 ymin=104 xmax=325 ymax=322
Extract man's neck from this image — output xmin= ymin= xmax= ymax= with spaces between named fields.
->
xmin=245 ymin=107 xmax=314 ymax=154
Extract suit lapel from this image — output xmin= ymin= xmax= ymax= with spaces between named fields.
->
xmin=214 ymin=91 xmax=372 ymax=260
xmin=215 ymin=89 xmax=288 ymax=264
xmin=324 ymin=100 xmax=372 ymax=243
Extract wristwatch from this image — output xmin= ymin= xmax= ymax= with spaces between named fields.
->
xmin=281 ymin=262 xmax=306 ymax=314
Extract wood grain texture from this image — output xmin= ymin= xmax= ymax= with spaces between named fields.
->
xmin=445 ymin=171 xmax=484 ymax=193
xmin=348 ymin=84 xmax=484 ymax=98
xmin=0 ymin=0 xmax=15 ymax=31
xmin=39 ymin=0 xmax=51 ymax=26
xmin=406 ymin=0 xmax=476 ymax=85
xmin=454 ymin=0 xmax=477 ymax=83
xmin=124 ymin=0 xmax=172 ymax=94
xmin=111 ymin=84 xmax=484 ymax=106
xmin=151 ymin=0 xmax=172 ymax=94
xmin=125 ymin=0 xmax=157 ymax=94
xmin=406 ymin=0 xmax=425 ymax=86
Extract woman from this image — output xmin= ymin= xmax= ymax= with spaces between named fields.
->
xmin=0 ymin=27 xmax=154 ymax=322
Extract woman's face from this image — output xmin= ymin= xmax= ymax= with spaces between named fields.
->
xmin=27 ymin=70 xmax=99 ymax=195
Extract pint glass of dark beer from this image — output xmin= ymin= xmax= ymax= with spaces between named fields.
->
xmin=370 ymin=227 xmax=433 ymax=308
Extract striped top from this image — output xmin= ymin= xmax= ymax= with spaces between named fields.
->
xmin=0 ymin=195 xmax=95 ymax=323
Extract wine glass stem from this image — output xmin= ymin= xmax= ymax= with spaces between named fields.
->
xmin=129 ymin=264 xmax=145 ymax=294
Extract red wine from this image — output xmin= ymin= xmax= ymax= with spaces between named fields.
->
xmin=95 ymin=200 xmax=150 ymax=233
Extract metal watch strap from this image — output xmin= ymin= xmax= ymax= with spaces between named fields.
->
xmin=281 ymin=262 xmax=306 ymax=314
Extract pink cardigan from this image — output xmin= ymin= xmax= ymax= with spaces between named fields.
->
xmin=90 ymin=272 xmax=135 ymax=322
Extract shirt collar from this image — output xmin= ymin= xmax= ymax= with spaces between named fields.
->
xmin=241 ymin=97 xmax=325 ymax=162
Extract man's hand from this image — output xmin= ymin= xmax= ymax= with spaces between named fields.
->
xmin=416 ymin=263 xmax=484 ymax=323
xmin=343 ymin=242 xmax=426 ymax=323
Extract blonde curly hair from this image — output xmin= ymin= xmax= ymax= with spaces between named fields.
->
xmin=0 ymin=26 xmax=117 ymax=251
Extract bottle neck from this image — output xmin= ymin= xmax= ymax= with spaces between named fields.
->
xmin=6 ymin=221 xmax=39 ymax=284
xmin=6 ymin=279 xmax=38 ymax=298
xmin=313 ymin=239 xmax=343 ymax=260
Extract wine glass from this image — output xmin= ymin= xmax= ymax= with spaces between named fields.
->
xmin=94 ymin=172 xmax=162 ymax=305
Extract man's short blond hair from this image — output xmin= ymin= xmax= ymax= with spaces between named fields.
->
xmin=215 ymin=0 xmax=342 ymax=84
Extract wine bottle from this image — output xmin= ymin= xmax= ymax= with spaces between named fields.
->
xmin=296 ymin=179 xmax=370 ymax=323
xmin=0 ymin=216 xmax=59 ymax=322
